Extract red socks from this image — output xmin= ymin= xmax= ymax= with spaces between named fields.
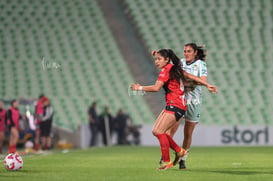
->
xmin=35 ymin=143 xmax=39 ymax=150
xmin=156 ymin=134 xmax=170 ymax=162
xmin=156 ymin=133 xmax=182 ymax=162
xmin=9 ymin=144 xmax=16 ymax=153
xmin=166 ymin=134 xmax=181 ymax=153
xmin=44 ymin=145 xmax=48 ymax=150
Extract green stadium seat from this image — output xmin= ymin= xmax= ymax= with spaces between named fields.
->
xmin=0 ymin=0 xmax=157 ymax=131
xmin=124 ymin=0 xmax=273 ymax=125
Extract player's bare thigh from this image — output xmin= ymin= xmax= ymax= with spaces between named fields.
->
xmin=166 ymin=119 xmax=181 ymax=137
xmin=152 ymin=110 xmax=177 ymax=135
xmin=0 ymin=131 xmax=4 ymax=141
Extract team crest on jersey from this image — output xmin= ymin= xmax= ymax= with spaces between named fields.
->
xmin=193 ymin=64 xmax=198 ymax=71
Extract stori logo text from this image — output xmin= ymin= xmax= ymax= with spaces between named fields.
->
xmin=221 ymin=126 xmax=269 ymax=144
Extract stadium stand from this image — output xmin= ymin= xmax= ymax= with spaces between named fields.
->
xmin=124 ymin=0 xmax=273 ymax=125
xmin=0 ymin=0 xmax=155 ymax=131
xmin=1 ymin=0 xmax=272 ymax=130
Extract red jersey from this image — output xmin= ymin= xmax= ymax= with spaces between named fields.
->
xmin=36 ymin=100 xmax=44 ymax=115
xmin=0 ymin=108 xmax=6 ymax=131
xmin=157 ymin=63 xmax=186 ymax=111
xmin=7 ymin=107 xmax=20 ymax=129
xmin=35 ymin=99 xmax=44 ymax=124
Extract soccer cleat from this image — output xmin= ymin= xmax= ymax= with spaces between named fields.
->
xmin=157 ymin=161 xmax=173 ymax=170
xmin=173 ymin=148 xmax=186 ymax=166
xmin=179 ymin=160 xmax=186 ymax=169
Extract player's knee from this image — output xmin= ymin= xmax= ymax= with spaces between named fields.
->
xmin=152 ymin=129 xmax=161 ymax=136
xmin=14 ymin=133 xmax=19 ymax=140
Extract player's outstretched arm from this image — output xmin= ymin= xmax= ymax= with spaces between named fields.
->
xmin=183 ymin=71 xmax=217 ymax=93
xmin=131 ymin=81 xmax=164 ymax=92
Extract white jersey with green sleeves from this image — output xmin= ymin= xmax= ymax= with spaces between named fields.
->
xmin=181 ymin=59 xmax=207 ymax=105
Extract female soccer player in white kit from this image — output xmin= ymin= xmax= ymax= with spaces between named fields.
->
xmin=169 ymin=43 xmax=209 ymax=169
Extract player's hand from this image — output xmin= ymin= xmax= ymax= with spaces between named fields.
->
xmin=151 ymin=50 xmax=157 ymax=56
xmin=130 ymin=83 xmax=140 ymax=90
xmin=207 ymin=85 xmax=218 ymax=94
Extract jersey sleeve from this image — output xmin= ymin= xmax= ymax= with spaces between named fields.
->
xmin=41 ymin=106 xmax=54 ymax=121
xmin=157 ymin=66 xmax=170 ymax=83
xmin=200 ymin=61 xmax=207 ymax=77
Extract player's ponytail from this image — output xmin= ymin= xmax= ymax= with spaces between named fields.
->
xmin=167 ymin=49 xmax=186 ymax=83
xmin=185 ymin=43 xmax=207 ymax=61
xmin=156 ymin=49 xmax=186 ymax=83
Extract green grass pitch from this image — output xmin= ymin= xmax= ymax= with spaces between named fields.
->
xmin=1 ymin=146 xmax=273 ymax=181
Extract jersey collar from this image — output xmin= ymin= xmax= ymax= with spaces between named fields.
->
xmin=186 ymin=59 xmax=198 ymax=66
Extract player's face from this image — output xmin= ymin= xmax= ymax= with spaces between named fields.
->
xmin=0 ymin=101 xmax=3 ymax=108
xmin=184 ymin=46 xmax=197 ymax=62
xmin=155 ymin=53 xmax=169 ymax=69
xmin=13 ymin=101 xmax=19 ymax=108
xmin=43 ymin=100 xmax=49 ymax=106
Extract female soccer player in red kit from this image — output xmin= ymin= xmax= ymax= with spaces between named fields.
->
xmin=7 ymin=100 xmax=21 ymax=153
xmin=131 ymin=49 xmax=217 ymax=170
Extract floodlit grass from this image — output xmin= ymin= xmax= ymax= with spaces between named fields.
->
xmin=1 ymin=146 xmax=273 ymax=181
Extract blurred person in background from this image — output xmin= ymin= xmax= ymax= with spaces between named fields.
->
xmin=98 ymin=106 xmax=114 ymax=146
xmin=39 ymin=97 xmax=54 ymax=150
xmin=7 ymin=100 xmax=22 ymax=153
xmin=114 ymin=109 xmax=129 ymax=145
xmin=0 ymin=100 xmax=6 ymax=154
xmin=34 ymin=94 xmax=45 ymax=151
xmin=88 ymin=102 xmax=98 ymax=147
xmin=126 ymin=116 xmax=141 ymax=145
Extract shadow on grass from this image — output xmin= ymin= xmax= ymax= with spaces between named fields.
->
xmin=0 ymin=169 xmax=42 ymax=178
xmin=175 ymin=168 xmax=273 ymax=176
xmin=206 ymin=170 xmax=273 ymax=175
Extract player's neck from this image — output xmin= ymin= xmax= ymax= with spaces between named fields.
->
xmin=186 ymin=59 xmax=195 ymax=64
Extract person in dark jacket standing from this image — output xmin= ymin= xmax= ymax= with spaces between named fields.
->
xmin=88 ymin=102 xmax=98 ymax=146
xmin=40 ymin=97 xmax=53 ymax=150
xmin=98 ymin=106 xmax=113 ymax=146
xmin=115 ymin=109 xmax=129 ymax=145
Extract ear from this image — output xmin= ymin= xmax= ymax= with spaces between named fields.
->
xmin=194 ymin=50 xmax=198 ymax=57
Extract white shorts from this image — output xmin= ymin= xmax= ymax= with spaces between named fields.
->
xmin=185 ymin=103 xmax=202 ymax=122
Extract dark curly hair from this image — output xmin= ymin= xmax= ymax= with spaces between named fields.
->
xmin=185 ymin=43 xmax=207 ymax=61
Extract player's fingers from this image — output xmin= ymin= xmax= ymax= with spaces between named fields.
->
xmin=214 ymin=87 xmax=218 ymax=93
